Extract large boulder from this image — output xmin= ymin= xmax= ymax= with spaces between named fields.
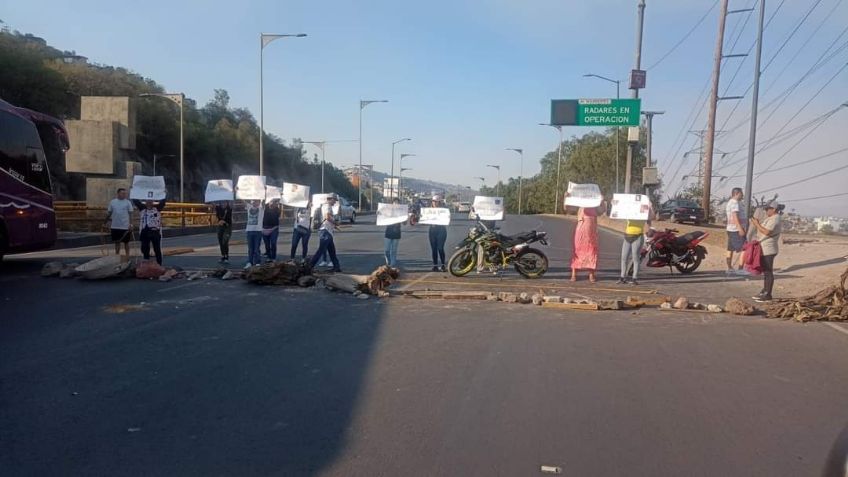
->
xmin=725 ymin=298 xmax=756 ymax=316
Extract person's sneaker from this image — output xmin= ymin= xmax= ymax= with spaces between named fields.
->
xmin=218 ymin=257 xmax=226 ymax=263
xmin=725 ymin=269 xmax=736 ymax=276
xmin=243 ymin=263 xmax=252 ymax=270
xmin=735 ymin=269 xmax=751 ymax=276
xmin=753 ymin=294 xmax=772 ymax=303
xmin=432 ymin=266 xmax=439 ymax=272
xmin=440 ymin=265 xmax=447 ymax=272
xmin=751 ymin=292 xmax=766 ymax=301
xmin=616 ymin=278 xmax=627 ymax=284
xmin=629 ymin=279 xmax=640 ymax=286
xmin=222 ymin=258 xmax=229 ymax=264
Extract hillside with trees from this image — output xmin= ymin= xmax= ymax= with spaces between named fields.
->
xmin=0 ymin=29 xmax=359 ymax=203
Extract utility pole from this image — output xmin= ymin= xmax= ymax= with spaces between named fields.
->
xmin=702 ymin=0 xmax=730 ymax=220
xmin=641 ymin=110 xmax=664 ymax=198
xmin=744 ymin=0 xmax=766 ymax=215
xmin=624 ymin=0 xmax=646 ymax=194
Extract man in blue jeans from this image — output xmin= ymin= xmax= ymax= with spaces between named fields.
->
xmin=310 ymin=194 xmax=341 ymax=272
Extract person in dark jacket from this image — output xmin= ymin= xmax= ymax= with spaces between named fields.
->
xmin=428 ymin=195 xmax=447 ymax=272
xmin=132 ymin=198 xmax=167 ymax=265
xmin=215 ymin=201 xmax=233 ymax=264
xmin=384 ymin=198 xmax=403 ymax=268
xmin=262 ymin=199 xmax=281 ymax=262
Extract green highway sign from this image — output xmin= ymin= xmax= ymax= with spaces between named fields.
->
xmin=550 ymin=98 xmax=641 ymax=127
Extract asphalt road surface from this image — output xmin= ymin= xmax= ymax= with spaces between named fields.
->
xmin=2 ymin=214 xmax=848 ymax=476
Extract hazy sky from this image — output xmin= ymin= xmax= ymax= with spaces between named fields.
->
xmin=3 ymin=0 xmax=847 ymax=216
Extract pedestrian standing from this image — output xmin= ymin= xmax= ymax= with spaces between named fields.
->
xmin=384 ymin=198 xmax=402 ymax=268
xmin=105 ymin=187 xmax=133 ymax=258
xmin=725 ymin=187 xmax=749 ymax=275
xmin=750 ymin=201 xmax=783 ymax=302
xmin=244 ymin=200 xmax=264 ymax=269
xmin=618 ymin=212 xmax=651 ymax=286
xmin=571 ymin=204 xmax=602 ymax=283
xmin=215 ymin=201 xmax=233 ymax=264
xmin=133 ymin=198 xmax=167 ymax=265
xmin=309 ymin=194 xmax=341 ymax=272
xmin=290 ymin=203 xmax=312 ymax=261
xmin=263 ymin=199 xmax=281 ymax=262
xmin=428 ymin=195 xmax=447 ymax=272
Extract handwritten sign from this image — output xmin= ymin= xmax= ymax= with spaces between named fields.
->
xmin=472 ymin=196 xmax=504 ymax=221
xmin=236 ymin=175 xmax=266 ymax=200
xmin=204 ymin=179 xmax=234 ymax=203
xmin=610 ymin=193 xmax=652 ymax=220
xmin=376 ymin=203 xmax=409 ymax=226
xmin=129 ymin=175 xmax=166 ymax=201
xmin=565 ymin=182 xmax=602 ymax=208
xmin=311 ymin=194 xmax=340 ymax=218
xmin=419 ymin=207 xmax=451 ymax=226
xmin=264 ymin=185 xmax=282 ymax=204
xmin=281 ymin=182 xmax=310 ymax=208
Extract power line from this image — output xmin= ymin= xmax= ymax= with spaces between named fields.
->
xmin=781 ymin=191 xmax=848 ymax=202
xmin=645 ymin=0 xmax=719 ymax=71
xmin=724 ymin=146 xmax=848 ymax=178
xmin=754 ymin=163 xmax=848 ymax=195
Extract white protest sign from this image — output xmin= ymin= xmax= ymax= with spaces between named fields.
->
xmin=609 ymin=193 xmax=652 ymax=220
xmin=281 ymin=182 xmax=310 ymax=208
xmin=264 ymin=185 xmax=282 ymax=204
xmin=311 ymin=194 xmax=341 ymax=218
xmin=129 ymin=175 xmax=166 ymax=201
xmin=565 ymin=182 xmax=602 ymax=208
xmin=236 ymin=175 xmax=266 ymax=200
xmin=204 ymin=179 xmax=234 ymax=203
xmin=472 ymin=196 xmax=505 ymax=221
xmin=376 ymin=203 xmax=409 ymax=226
xmin=419 ymin=207 xmax=451 ymax=226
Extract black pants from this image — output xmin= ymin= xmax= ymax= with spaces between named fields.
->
xmin=429 ymin=226 xmax=447 ymax=265
xmin=140 ymin=228 xmax=163 ymax=265
xmin=310 ymin=230 xmax=340 ymax=271
xmin=217 ymin=224 xmax=231 ymax=258
xmin=761 ymin=254 xmax=776 ymax=297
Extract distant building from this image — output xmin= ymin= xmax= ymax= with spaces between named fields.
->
xmin=813 ymin=217 xmax=848 ymax=234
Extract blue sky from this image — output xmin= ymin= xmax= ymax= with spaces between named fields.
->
xmin=3 ymin=0 xmax=847 ymax=216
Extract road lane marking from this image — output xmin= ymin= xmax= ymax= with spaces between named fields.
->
xmin=823 ymin=322 xmax=848 ymax=338
xmin=397 ymin=272 xmax=434 ymax=292
xmin=157 ymin=281 xmax=205 ymax=293
xmin=393 ymin=278 xmax=658 ymax=295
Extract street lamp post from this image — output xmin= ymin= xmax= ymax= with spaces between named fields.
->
xmin=539 ymin=123 xmax=564 ymax=214
xmin=506 ymin=148 xmax=523 ymax=215
xmin=400 ymin=167 xmax=412 ymax=202
xmin=139 ymin=92 xmax=185 ymax=226
xmin=475 ymin=177 xmax=486 ymax=195
xmin=359 ymin=99 xmax=388 ymax=212
xmin=399 ymin=153 xmax=416 ymax=203
xmin=485 ymin=165 xmax=501 ymax=196
xmin=390 ymin=137 xmax=411 ymax=199
xmin=583 ymin=73 xmax=621 ymax=193
xmin=259 ymin=33 xmax=306 ymax=177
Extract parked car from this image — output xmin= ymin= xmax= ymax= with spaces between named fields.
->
xmin=456 ymin=202 xmax=471 ymax=213
xmin=310 ymin=194 xmax=357 ymax=229
xmin=657 ymin=199 xmax=706 ymax=225
xmin=337 ymin=196 xmax=357 ymax=223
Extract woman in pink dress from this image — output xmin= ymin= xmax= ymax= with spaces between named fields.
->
xmin=571 ymin=205 xmax=602 ymax=282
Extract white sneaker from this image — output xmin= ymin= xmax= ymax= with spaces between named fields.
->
xmin=735 ymin=269 xmax=751 ymax=276
xmin=243 ymin=263 xmax=252 ymax=270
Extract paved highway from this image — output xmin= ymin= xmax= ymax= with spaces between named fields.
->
xmin=2 ymin=214 xmax=848 ymax=476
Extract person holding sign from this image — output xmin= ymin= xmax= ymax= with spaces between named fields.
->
xmin=571 ymin=204 xmax=603 ymax=283
xmin=618 ymin=214 xmax=652 ymax=286
xmin=290 ymin=203 xmax=312 ymax=261
xmin=384 ymin=199 xmax=403 ymax=268
xmin=244 ymin=200 xmax=264 ymax=269
xmin=262 ymin=199 xmax=281 ymax=262
xmin=215 ymin=201 xmax=233 ymax=264
xmin=309 ymin=194 xmax=342 ymax=272
xmin=428 ymin=195 xmax=448 ymax=272
xmin=132 ymin=198 xmax=167 ymax=265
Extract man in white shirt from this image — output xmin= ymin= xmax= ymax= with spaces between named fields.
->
xmin=309 ymin=194 xmax=341 ymax=272
xmin=725 ymin=187 xmax=749 ymax=275
xmin=104 ymin=187 xmax=134 ymax=258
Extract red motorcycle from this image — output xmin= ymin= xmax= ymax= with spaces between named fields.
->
xmin=629 ymin=228 xmax=709 ymax=274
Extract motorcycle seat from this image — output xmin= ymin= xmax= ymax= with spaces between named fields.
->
xmin=498 ymin=231 xmax=537 ymax=246
xmin=675 ymin=231 xmax=706 ymax=246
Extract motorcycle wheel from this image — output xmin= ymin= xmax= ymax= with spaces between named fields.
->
xmin=674 ymin=255 xmax=702 ymax=274
xmin=513 ymin=248 xmax=548 ymax=279
xmin=448 ymin=246 xmax=477 ymax=277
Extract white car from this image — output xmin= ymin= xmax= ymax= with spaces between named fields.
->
xmin=337 ymin=197 xmax=357 ymax=223
xmin=456 ymin=202 xmax=471 ymax=213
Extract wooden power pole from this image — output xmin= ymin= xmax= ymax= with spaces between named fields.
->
xmin=702 ymin=0 xmax=730 ymax=221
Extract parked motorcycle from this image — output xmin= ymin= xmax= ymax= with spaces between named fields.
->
xmin=627 ymin=227 xmax=709 ymax=275
xmin=447 ymin=222 xmax=550 ymax=278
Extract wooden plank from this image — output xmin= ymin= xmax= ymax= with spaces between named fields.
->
xmin=626 ymin=295 xmax=672 ymax=307
xmin=542 ymin=302 xmax=600 ymax=311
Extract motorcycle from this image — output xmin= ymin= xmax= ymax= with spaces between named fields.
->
xmin=447 ymin=221 xmax=550 ymax=278
xmin=627 ymin=227 xmax=709 ymax=275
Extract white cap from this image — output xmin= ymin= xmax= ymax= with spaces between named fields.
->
xmin=432 ymin=195 xmax=442 ymax=201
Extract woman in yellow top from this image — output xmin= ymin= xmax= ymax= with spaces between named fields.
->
xmin=618 ymin=215 xmax=651 ymax=285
